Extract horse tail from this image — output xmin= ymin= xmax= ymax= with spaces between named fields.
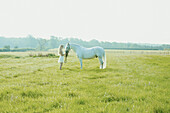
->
xmin=103 ymin=51 xmax=106 ymax=69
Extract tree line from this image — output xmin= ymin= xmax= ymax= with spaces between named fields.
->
xmin=0 ymin=35 xmax=170 ymax=52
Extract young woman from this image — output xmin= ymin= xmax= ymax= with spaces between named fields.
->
xmin=58 ymin=45 xmax=64 ymax=70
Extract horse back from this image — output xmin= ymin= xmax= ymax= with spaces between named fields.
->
xmin=93 ymin=47 xmax=105 ymax=55
xmin=79 ymin=46 xmax=104 ymax=59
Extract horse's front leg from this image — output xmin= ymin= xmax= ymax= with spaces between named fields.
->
xmin=79 ymin=58 xmax=83 ymax=69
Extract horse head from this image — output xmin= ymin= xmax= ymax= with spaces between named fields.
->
xmin=65 ymin=43 xmax=71 ymax=63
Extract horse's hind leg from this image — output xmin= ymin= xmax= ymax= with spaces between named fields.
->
xmin=98 ymin=57 xmax=103 ymax=69
xmin=79 ymin=58 xmax=83 ymax=69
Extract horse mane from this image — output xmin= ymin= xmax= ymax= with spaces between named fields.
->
xmin=70 ymin=43 xmax=82 ymax=48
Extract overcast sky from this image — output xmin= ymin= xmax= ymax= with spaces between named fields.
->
xmin=0 ymin=0 xmax=170 ymax=44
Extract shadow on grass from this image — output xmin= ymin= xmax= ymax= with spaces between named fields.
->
xmin=83 ymin=74 xmax=108 ymax=80
xmin=65 ymin=67 xmax=113 ymax=72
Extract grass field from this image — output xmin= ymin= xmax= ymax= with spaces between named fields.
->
xmin=0 ymin=50 xmax=170 ymax=113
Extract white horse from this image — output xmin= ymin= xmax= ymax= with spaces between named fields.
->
xmin=65 ymin=43 xmax=106 ymax=69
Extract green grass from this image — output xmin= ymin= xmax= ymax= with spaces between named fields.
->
xmin=0 ymin=50 xmax=170 ymax=113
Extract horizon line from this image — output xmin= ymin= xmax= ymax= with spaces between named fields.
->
xmin=0 ymin=35 xmax=169 ymax=45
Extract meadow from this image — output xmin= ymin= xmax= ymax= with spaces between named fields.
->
xmin=0 ymin=50 xmax=170 ymax=113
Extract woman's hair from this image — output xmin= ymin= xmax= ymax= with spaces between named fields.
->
xmin=58 ymin=45 xmax=64 ymax=55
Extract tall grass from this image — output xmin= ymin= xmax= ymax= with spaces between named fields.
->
xmin=0 ymin=50 xmax=169 ymax=112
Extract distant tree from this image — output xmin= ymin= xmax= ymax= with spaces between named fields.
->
xmin=37 ymin=39 xmax=47 ymax=50
xmin=49 ymin=36 xmax=58 ymax=49
xmin=88 ymin=39 xmax=100 ymax=47
xmin=4 ymin=45 xmax=10 ymax=50
xmin=0 ymin=36 xmax=170 ymax=50
xmin=26 ymin=35 xmax=38 ymax=48
xmin=14 ymin=46 xmax=18 ymax=49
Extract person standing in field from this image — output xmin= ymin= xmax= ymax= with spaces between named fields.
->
xmin=58 ymin=45 xmax=64 ymax=70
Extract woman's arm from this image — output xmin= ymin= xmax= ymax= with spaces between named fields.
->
xmin=59 ymin=50 xmax=64 ymax=56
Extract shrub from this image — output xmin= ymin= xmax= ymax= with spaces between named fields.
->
xmin=29 ymin=53 xmax=59 ymax=58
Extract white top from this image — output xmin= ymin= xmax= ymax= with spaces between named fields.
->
xmin=58 ymin=51 xmax=64 ymax=63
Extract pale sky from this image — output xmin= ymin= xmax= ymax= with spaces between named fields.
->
xmin=0 ymin=0 xmax=170 ymax=44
